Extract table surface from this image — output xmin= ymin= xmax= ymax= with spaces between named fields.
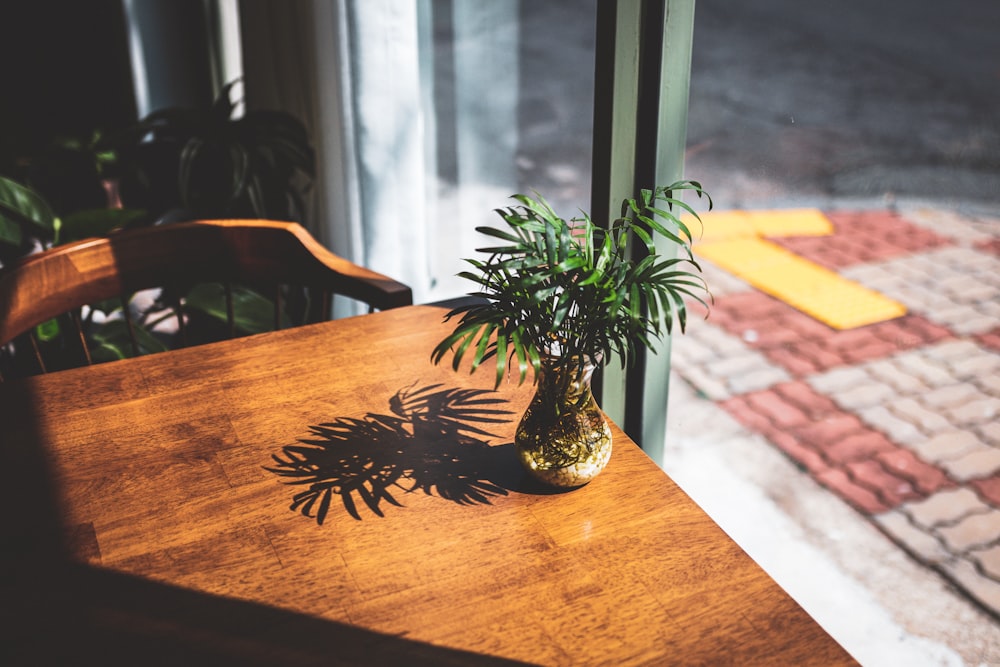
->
xmin=1 ymin=304 xmax=856 ymax=666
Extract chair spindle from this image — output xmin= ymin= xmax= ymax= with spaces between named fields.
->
xmin=273 ymin=285 xmax=283 ymax=331
xmin=121 ymin=296 xmax=140 ymax=357
xmin=321 ymin=290 xmax=332 ymax=321
xmin=175 ymin=302 xmax=187 ymax=348
xmin=71 ymin=310 xmax=93 ymax=366
xmin=224 ymin=282 xmax=235 ymax=338
xmin=29 ymin=332 xmax=48 ymax=374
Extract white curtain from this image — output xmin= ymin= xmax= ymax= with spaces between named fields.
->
xmin=343 ymin=1 xmax=432 ymax=301
xmin=238 ymin=0 xmax=520 ymax=309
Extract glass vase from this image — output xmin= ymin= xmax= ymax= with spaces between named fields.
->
xmin=515 ymin=356 xmax=612 ymax=488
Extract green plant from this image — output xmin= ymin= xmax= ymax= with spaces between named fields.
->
xmin=0 ymin=133 xmax=145 ymax=264
xmin=0 ymin=175 xmax=59 ymax=253
xmin=431 ymin=182 xmax=712 ymax=388
xmin=111 ymin=80 xmax=315 ymax=222
xmin=1 ymin=82 xmax=317 ymax=373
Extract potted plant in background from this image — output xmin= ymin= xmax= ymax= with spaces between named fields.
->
xmin=0 ymin=80 xmax=317 ymax=373
xmin=1 ymin=79 xmax=315 ymax=254
xmin=0 ymin=133 xmax=146 ymax=265
xmin=432 ymin=182 xmax=712 ymax=488
xmin=111 ymin=79 xmax=314 ymax=224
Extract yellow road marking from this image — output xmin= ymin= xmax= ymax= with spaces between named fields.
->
xmin=687 ymin=208 xmax=833 ymax=243
xmin=695 ymin=236 xmax=907 ymax=330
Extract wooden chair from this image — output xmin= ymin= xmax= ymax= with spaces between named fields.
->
xmin=0 ymin=219 xmax=413 ymax=380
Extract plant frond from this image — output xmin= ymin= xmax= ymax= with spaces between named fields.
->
xmin=433 ymin=181 xmax=711 ymax=382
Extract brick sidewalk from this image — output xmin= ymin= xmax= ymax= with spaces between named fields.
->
xmin=672 ymin=204 xmax=1000 ymax=619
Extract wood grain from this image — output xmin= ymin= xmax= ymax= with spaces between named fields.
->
xmin=0 ymin=305 xmax=857 ymax=666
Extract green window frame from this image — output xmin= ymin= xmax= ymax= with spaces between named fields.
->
xmin=591 ymin=0 xmax=697 ymax=461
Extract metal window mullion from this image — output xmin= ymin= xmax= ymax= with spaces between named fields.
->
xmin=641 ymin=0 xmax=697 ymax=463
xmin=591 ymin=0 xmax=696 ymax=457
xmin=592 ymin=0 xmax=644 ymax=433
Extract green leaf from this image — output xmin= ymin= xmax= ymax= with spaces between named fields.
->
xmin=471 ymin=321 xmax=496 ymax=373
xmin=0 ymin=217 xmax=22 ymax=247
xmin=433 ymin=183 xmax=711 ymax=383
xmin=88 ymin=317 xmax=169 ymax=363
xmin=184 ymin=283 xmax=286 ymax=334
xmin=494 ymin=331 xmax=508 ymax=389
xmin=476 ymin=226 xmax=523 ymax=245
xmin=0 ymin=176 xmax=59 ymax=240
xmin=35 ymin=318 xmax=61 ymax=342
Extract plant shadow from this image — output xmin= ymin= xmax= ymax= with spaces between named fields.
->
xmin=266 ymin=384 xmax=532 ymax=524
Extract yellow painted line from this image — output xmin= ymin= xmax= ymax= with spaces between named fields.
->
xmin=685 ymin=210 xmax=757 ymax=242
xmin=748 ymin=208 xmax=833 ymax=238
xmin=686 ymin=208 xmax=834 ymax=242
xmin=696 ymin=237 xmax=907 ymax=330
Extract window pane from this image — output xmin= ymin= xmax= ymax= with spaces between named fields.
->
xmin=424 ymin=0 xmax=596 ymax=302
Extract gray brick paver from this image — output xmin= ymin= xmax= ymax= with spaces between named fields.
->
xmin=701 ymin=323 xmax=749 ymax=354
xmin=921 ymin=382 xmax=981 ymax=409
xmin=898 ymin=206 xmax=997 ymax=244
xmin=726 ymin=367 xmax=790 ymax=395
xmin=888 ymin=397 xmax=954 ymax=434
xmin=866 ymin=359 xmax=929 ymax=394
xmin=949 ymin=313 xmax=1000 ymax=336
xmin=958 ymin=283 xmax=998 ymax=302
xmin=671 ymin=338 xmax=715 ymax=364
xmin=940 ymin=447 xmax=1000 ymax=481
xmin=922 ymin=339 xmax=984 ymax=362
xmin=979 ymin=422 xmax=1000 ymax=447
xmin=905 ymin=291 xmax=953 ymax=310
xmin=696 ymin=259 xmax=751 ymax=297
xmin=975 ymin=373 xmax=1000 ymax=395
xmin=910 ymin=431 xmax=983 ymax=463
xmin=807 ymin=367 xmax=871 ymax=394
xmin=948 ymin=351 xmax=1000 ymax=378
xmin=972 ymin=544 xmax=1000 ymax=581
xmin=674 ymin=327 xmax=791 ymax=399
xmin=948 ymin=397 xmax=1000 ymax=426
xmin=711 ymin=352 xmax=772 ymax=377
xmin=903 ymin=487 xmax=991 ymax=528
xmin=938 ymin=557 xmax=1000 ymax=617
xmin=673 ymin=365 xmax=731 ymax=401
xmin=827 ymin=382 xmax=896 ymax=410
xmin=837 ymin=263 xmax=886 ymax=285
xmin=843 ymin=246 xmax=1000 ymax=335
xmin=892 ymin=353 xmax=954 ymax=387
xmin=982 ymin=300 xmax=1000 ymax=318
xmin=936 ymin=509 xmax=1000 ymax=553
xmin=874 ymin=510 xmax=952 ymax=564
xmin=857 ymin=405 xmax=924 ymax=446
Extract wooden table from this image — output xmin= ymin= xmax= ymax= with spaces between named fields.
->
xmin=1 ymin=304 xmax=855 ymax=666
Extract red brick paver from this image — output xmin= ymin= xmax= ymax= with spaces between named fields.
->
xmin=976 ymin=238 xmax=1000 ymax=257
xmin=708 ymin=291 xmax=953 ymax=377
xmin=975 ymin=327 xmax=1000 ymax=353
xmin=971 ymin=476 xmax=1000 ymax=509
xmin=815 ymin=468 xmax=892 ymax=514
xmin=678 ymin=206 xmax=1000 ymax=620
xmin=771 ymin=210 xmax=952 ymax=270
xmin=720 ymin=382 xmax=953 ymax=514
xmin=876 ymin=449 xmax=953 ymax=495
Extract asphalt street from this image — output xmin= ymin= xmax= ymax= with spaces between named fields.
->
xmin=685 ymin=0 xmax=1000 ymax=210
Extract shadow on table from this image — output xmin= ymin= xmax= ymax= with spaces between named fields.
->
xmin=0 ymin=380 xmax=535 ymax=667
xmin=6 ymin=560 xmax=537 ymax=667
xmin=266 ymin=383 xmax=540 ymax=523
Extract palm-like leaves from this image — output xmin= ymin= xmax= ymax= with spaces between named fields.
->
xmin=111 ymin=80 xmax=315 ymax=222
xmin=432 ymin=182 xmax=712 ymax=387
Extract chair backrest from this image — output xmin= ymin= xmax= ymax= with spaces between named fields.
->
xmin=0 ymin=219 xmax=413 ymax=379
